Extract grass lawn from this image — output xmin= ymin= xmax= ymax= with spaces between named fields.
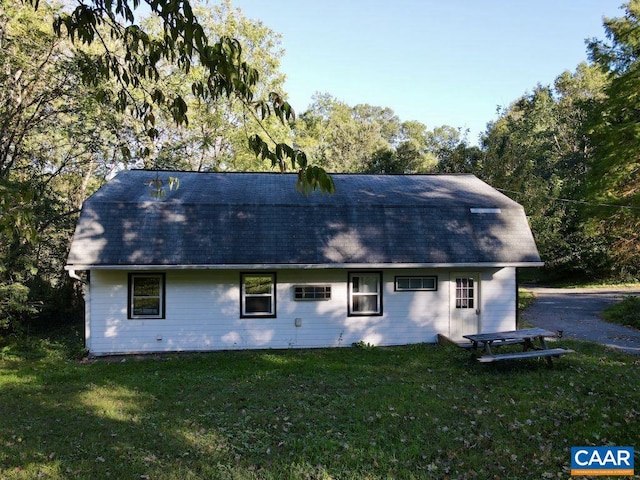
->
xmin=1 ymin=329 xmax=639 ymax=480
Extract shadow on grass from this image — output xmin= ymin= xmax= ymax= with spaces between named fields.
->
xmin=1 ymin=336 xmax=639 ymax=479
xmin=1 ymin=342 xmax=461 ymax=479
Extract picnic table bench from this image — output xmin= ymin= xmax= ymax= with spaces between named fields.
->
xmin=463 ymin=328 xmax=574 ymax=366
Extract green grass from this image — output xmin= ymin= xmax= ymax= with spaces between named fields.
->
xmin=517 ymin=289 xmax=535 ymax=328
xmin=602 ymin=295 xmax=640 ymax=330
xmin=543 ymin=280 xmax=640 ymax=289
xmin=517 ymin=288 xmax=536 ymax=312
xmin=1 ymin=330 xmax=639 ymax=479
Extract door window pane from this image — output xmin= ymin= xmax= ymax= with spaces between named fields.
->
xmin=456 ymin=278 xmax=475 ymax=309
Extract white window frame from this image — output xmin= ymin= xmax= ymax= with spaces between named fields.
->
xmin=348 ymin=272 xmax=382 ymax=316
xmin=293 ymin=285 xmax=332 ymax=301
xmin=241 ymin=273 xmax=276 ymax=318
xmin=394 ymin=276 xmax=438 ymax=292
xmin=128 ymin=273 xmax=165 ymax=319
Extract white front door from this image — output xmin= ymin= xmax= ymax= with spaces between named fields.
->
xmin=450 ymin=273 xmax=480 ymax=340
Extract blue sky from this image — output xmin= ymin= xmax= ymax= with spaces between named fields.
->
xmin=232 ymin=0 xmax=623 ymax=144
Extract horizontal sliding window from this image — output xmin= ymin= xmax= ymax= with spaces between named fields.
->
xmin=395 ymin=276 xmax=437 ymax=291
xmin=294 ymin=285 xmax=332 ymax=301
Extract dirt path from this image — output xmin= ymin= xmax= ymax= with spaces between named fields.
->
xmin=520 ymin=286 xmax=640 ymax=354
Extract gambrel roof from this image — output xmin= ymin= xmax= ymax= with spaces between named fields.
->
xmin=66 ymin=170 xmax=542 ymax=269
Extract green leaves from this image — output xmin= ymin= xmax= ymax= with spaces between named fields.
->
xmin=168 ymin=96 xmax=188 ymax=125
xmin=38 ymin=0 xmax=329 ymax=187
xmin=292 ymin=93 xmax=439 ymax=175
xmin=0 ymin=180 xmax=38 ymax=246
xmin=297 ymin=166 xmax=335 ymax=195
xmin=248 ymin=134 xmax=334 ymax=194
xmin=584 ymin=1 xmax=640 ymax=277
xmin=147 ymin=174 xmax=180 ymax=198
xmin=587 ymin=0 xmax=640 ymax=75
xmin=0 ymin=282 xmax=38 ymax=332
xmin=52 ymin=4 xmax=103 ymax=45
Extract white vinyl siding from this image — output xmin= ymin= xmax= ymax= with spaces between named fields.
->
xmin=478 ymin=267 xmax=516 ymax=333
xmin=85 ymin=268 xmax=517 ymax=355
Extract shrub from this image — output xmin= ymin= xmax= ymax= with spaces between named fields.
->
xmin=602 ymin=295 xmax=640 ymax=329
xmin=0 ymin=282 xmax=38 ymax=333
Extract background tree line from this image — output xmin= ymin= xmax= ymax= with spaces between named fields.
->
xmin=1 ymin=0 xmax=639 ymax=333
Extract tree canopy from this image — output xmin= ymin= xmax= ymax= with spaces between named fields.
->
xmin=474 ymin=65 xmax=611 ymax=279
xmin=25 ymin=0 xmax=334 ymax=193
xmin=2 ymin=0 xmax=640 ymax=335
xmin=1 ymin=0 xmax=335 ymax=334
xmin=585 ymin=0 xmax=640 ymax=274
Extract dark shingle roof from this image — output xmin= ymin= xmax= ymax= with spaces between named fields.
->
xmin=66 ymin=170 xmax=542 ymax=268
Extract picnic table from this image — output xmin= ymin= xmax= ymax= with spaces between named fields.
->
xmin=463 ymin=328 xmax=574 ymax=365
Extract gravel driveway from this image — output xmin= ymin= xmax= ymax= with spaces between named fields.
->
xmin=520 ymin=286 xmax=640 ymax=354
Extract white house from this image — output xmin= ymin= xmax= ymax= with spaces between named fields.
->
xmin=65 ymin=170 xmax=542 ymax=355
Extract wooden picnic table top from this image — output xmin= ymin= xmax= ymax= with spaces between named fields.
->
xmin=463 ymin=328 xmax=572 ymax=366
xmin=463 ymin=327 xmax=556 ymax=343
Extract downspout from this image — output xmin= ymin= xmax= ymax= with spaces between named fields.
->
xmin=515 ymin=267 xmax=520 ymax=329
xmin=68 ymin=269 xmax=87 ymax=284
xmin=67 ymin=269 xmax=91 ymax=353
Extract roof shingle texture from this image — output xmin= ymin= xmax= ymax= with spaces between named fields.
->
xmin=66 ymin=171 xmax=542 ymax=267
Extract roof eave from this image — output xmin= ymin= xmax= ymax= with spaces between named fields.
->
xmin=66 ymin=261 xmax=545 ymax=271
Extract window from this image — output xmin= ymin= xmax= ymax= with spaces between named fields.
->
xmin=241 ymin=273 xmax=276 ymax=317
xmin=128 ymin=273 xmax=165 ymax=319
xmin=348 ymin=272 xmax=382 ymax=316
xmin=395 ymin=276 xmax=437 ymax=291
xmin=455 ymin=277 xmax=475 ymax=309
xmin=470 ymin=208 xmax=501 ymax=214
xmin=294 ymin=285 xmax=332 ymax=301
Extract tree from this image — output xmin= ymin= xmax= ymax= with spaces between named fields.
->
xmin=26 ymin=0 xmax=334 ymax=193
xmin=478 ymin=64 xmax=610 ymax=280
xmin=293 ymin=94 xmax=392 ymax=172
xmin=4 ymin=0 xmax=338 ymax=334
xmin=363 ymin=121 xmax=443 ymax=174
xmin=137 ymin=0 xmax=291 ymax=173
xmin=586 ymin=0 xmax=640 ymax=277
xmin=293 ymin=93 xmax=441 ymax=174
xmin=430 ymin=126 xmax=481 ymax=174
xmin=0 ymin=1 xmax=102 ymax=331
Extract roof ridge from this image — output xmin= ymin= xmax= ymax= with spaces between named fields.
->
xmin=126 ymin=169 xmax=478 ymax=177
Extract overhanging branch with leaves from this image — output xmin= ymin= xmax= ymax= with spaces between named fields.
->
xmin=24 ymin=0 xmax=334 ymax=193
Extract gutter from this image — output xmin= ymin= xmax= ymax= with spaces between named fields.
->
xmin=65 ymin=261 xmax=545 ymax=271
